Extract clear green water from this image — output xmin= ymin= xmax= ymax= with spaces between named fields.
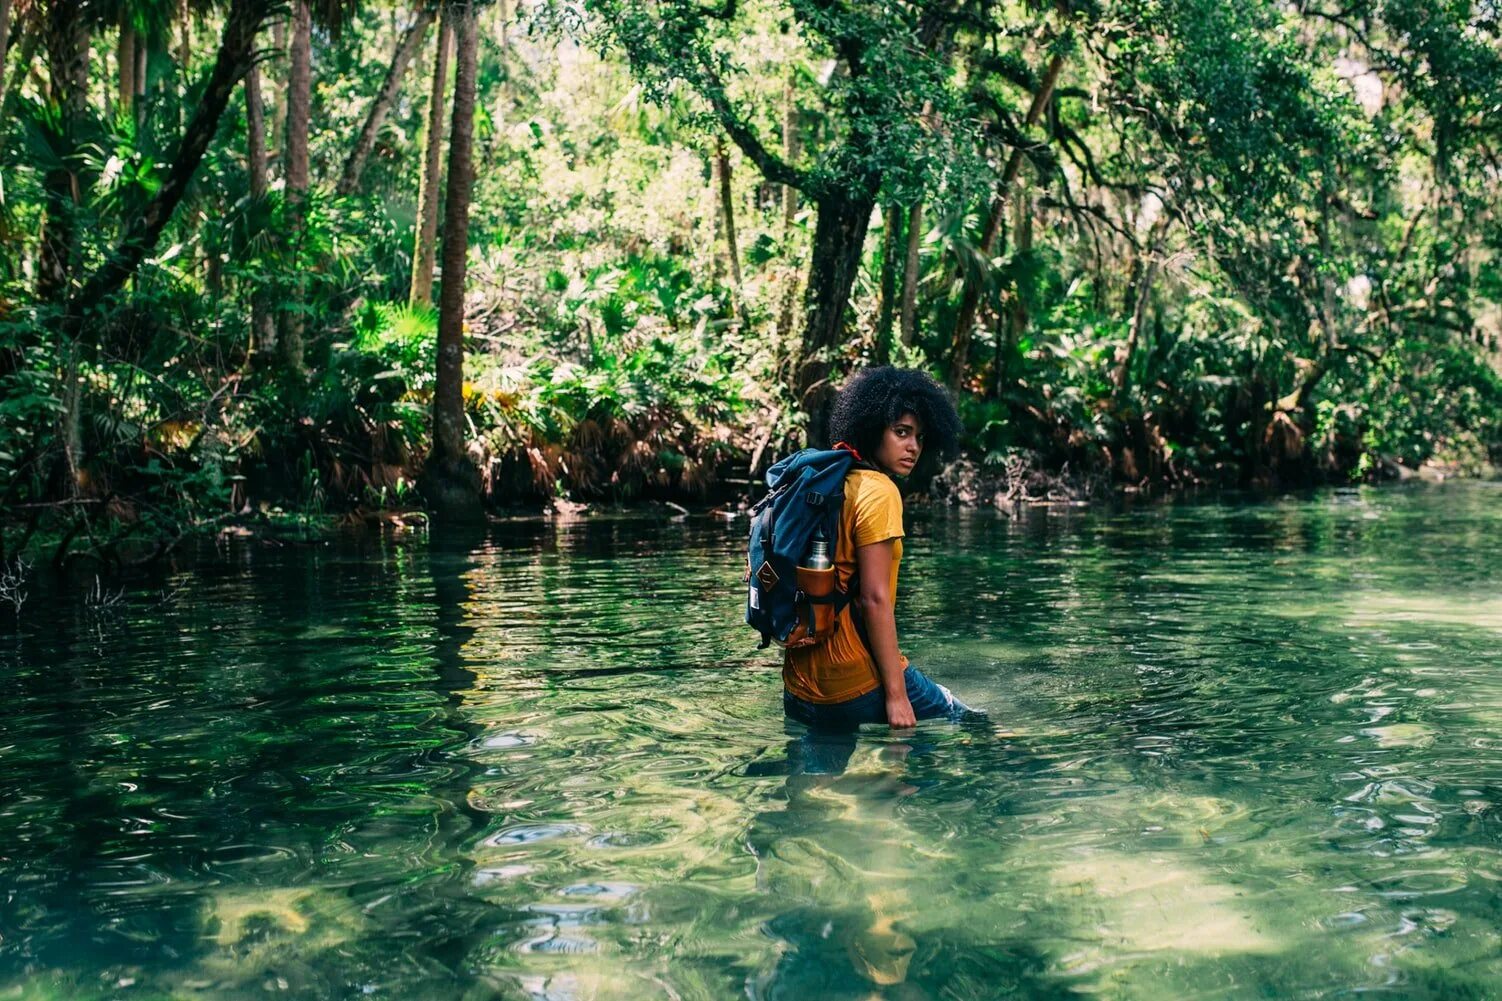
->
xmin=3 ymin=483 xmax=1501 ymax=1000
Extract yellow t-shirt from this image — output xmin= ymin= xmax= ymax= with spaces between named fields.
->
xmin=783 ymin=469 xmax=907 ymax=703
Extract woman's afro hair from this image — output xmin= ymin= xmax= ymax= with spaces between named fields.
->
xmin=826 ymin=366 xmax=963 ymax=463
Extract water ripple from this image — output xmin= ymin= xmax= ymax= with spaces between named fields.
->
xmin=1 ymin=487 xmax=1499 ymax=998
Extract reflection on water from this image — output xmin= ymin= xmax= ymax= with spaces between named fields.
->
xmin=2 ymin=483 xmax=1501 ymax=998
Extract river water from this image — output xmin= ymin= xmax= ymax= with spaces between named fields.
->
xmin=2 ymin=483 xmax=1499 ymax=999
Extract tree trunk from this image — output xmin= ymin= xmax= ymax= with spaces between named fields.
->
xmin=994 ymin=304 xmax=1011 ymax=400
xmin=1113 ymin=261 xmax=1156 ymax=397
xmin=1112 ymin=215 xmax=1169 ymax=399
xmin=117 ymin=13 xmax=136 ymax=120
xmin=1276 ymin=190 xmax=1343 ymax=420
xmin=780 ymin=75 xmax=799 ymax=231
xmin=178 ymin=0 xmax=192 ymax=70
xmin=707 ymin=149 xmax=723 ymax=281
xmin=247 ymin=63 xmax=269 ymax=198
xmin=279 ymin=0 xmax=310 ymax=373
xmin=489 ymin=0 xmax=509 ymax=147
xmin=0 ymin=0 xmax=12 ymax=112
xmin=422 ymin=0 xmax=482 ymax=521
xmin=773 ymin=71 xmax=803 ymax=372
xmin=47 ymin=0 xmax=85 ymax=500
xmin=948 ymin=48 xmax=1065 ymax=389
xmin=899 ymin=199 xmax=923 ymax=347
xmin=796 ymin=194 xmax=875 ymax=446
xmin=268 ymin=17 xmax=286 ymax=146
xmin=716 ymin=137 xmax=743 ymax=317
xmin=176 ymin=0 xmax=192 ymax=131
xmin=0 ymin=0 xmax=31 ymax=119
xmin=875 ymin=204 xmax=901 ymax=362
xmin=246 ymin=58 xmax=275 ymax=361
xmin=37 ymin=0 xmax=89 ymax=304
xmin=947 ymin=203 xmax=1002 ymax=390
xmin=997 ymin=193 xmax=1030 ymax=398
xmin=337 ymin=4 xmax=436 ymax=197
xmin=135 ymin=31 xmax=147 ymax=98
xmin=409 ymin=9 xmax=452 ymax=308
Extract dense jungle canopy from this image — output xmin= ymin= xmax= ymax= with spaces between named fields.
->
xmin=1 ymin=0 xmax=1499 ymax=543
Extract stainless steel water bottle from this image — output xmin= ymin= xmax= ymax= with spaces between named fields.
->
xmin=796 ymin=526 xmax=835 ymax=640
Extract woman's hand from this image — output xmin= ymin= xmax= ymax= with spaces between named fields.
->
xmin=885 ymin=694 xmax=917 ymax=729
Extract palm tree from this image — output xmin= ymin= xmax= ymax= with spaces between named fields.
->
xmin=37 ymin=0 xmax=91 ymax=304
xmin=278 ymin=0 xmax=310 ymax=373
xmin=104 ymin=1 xmax=194 ymax=124
xmin=409 ymin=4 xmax=452 ymax=307
xmin=245 ymin=33 xmax=274 ymax=360
xmin=276 ymin=0 xmax=360 ymax=374
xmin=117 ymin=5 xmax=138 ymax=118
xmin=420 ymin=0 xmax=482 ymax=521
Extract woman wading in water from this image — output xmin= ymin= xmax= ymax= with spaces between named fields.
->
xmin=782 ymin=366 xmax=971 ymax=730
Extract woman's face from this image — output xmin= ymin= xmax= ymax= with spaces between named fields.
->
xmin=873 ymin=411 xmax=925 ymax=477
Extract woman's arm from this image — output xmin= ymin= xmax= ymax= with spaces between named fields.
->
xmin=855 ymin=539 xmax=915 ymax=728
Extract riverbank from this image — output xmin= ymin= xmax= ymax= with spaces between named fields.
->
xmin=4 ymin=443 xmax=1492 ymax=579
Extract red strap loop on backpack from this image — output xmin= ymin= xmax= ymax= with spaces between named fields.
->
xmin=832 ymin=441 xmax=864 ymax=462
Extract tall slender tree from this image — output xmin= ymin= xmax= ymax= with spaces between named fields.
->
xmin=0 ymin=13 xmax=39 ymax=126
xmin=1111 ymin=207 xmax=1174 ymax=398
xmin=134 ymin=25 xmax=147 ymax=101
xmin=246 ymin=56 xmax=268 ymax=203
xmin=995 ymin=189 xmax=1030 ymax=398
xmin=0 ymin=0 xmax=13 ymax=110
xmin=267 ymin=16 xmax=285 ymax=141
xmin=278 ymin=0 xmax=310 ymax=373
xmin=716 ymin=137 xmax=743 ymax=317
xmin=37 ymin=0 xmax=91 ymax=304
xmin=177 ymin=0 xmax=191 ymax=69
xmin=409 ymin=6 xmax=452 ymax=307
xmin=421 ymin=0 xmax=482 ymax=520
xmin=898 ymin=199 xmax=922 ymax=347
xmin=336 ymin=2 xmax=436 ymax=196
xmin=245 ymin=44 xmax=274 ymax=360
xmin=73 ymin=0 xmax=282 ymax=308
xmin=875 ymin=205 xmax=901 ymax=360
xmin=117 ymin=7 xmax=137 ymax=118
xmin=773 ymin=70 xmax=801 ymax=346
xmin=40 ymin=0 xmax=93 ymax=495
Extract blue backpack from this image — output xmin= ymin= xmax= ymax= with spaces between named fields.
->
xmin=745 ymin=446 xmax=866 ymax=649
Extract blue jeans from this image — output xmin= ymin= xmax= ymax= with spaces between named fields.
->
xmin=783 ymin=666 xmax=970 ymax=731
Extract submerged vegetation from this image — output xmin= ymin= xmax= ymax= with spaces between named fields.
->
xmin=1 ymin=0 xmax=1499 ymax=549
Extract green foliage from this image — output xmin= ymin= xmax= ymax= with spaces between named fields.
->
xmin=352 ymin=300 xmax=438 ymax=375
xmin=1 ymin=0 xmax=1499 ymax=537
xmin=1350 ymin=337 xmax=1502 ymax=473
xmin=464 ymin=298 xmax=750 ymax=499
xmin=551 ymin=0 xmax=990 ymax=204
xmin=0 ymin=344 xmax=63 ymax=503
